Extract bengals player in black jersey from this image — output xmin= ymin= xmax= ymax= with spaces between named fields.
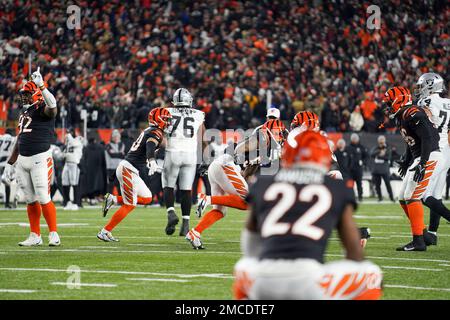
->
xmin=233 ymin=129 xmax=382 ymax=300
xmin=383 ymin=86 xmax=450 ymax=251
xmin=5 ymin=67 xmax=60 ymax=247
xmin=97 ymin=107 xmax=172 ymax=242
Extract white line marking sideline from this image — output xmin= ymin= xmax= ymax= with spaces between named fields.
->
xmin=0 ymin=289 xmax=37 ymax=293
xmin=381 ymin=266 xmax=442 ymax=272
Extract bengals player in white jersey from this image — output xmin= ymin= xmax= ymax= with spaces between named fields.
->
xmin=98 ymin=108 xmax=172 ymax=242
xmin=5 ymin=67 xmax=60 ymax=246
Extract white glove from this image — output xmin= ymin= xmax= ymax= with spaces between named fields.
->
xmin=2 ymin=164 xmax=15 ymax=186
xmin=31 ymin=67 xmax=44 ymax=88
xmin=147 ymin=159 xmax=159 ymax=176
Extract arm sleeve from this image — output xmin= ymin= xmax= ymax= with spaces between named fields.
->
xmin=41 ymin=88 xmax=57 ymax=109
xmin=145 ymin=130 xmax=162 ymax=160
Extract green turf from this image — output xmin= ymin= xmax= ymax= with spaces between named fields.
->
xmin=0 ymin=203 xmax=449 ymax=300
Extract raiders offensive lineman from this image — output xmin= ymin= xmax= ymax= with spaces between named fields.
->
xmin=233 ymin=129 xmax=382 ymax=300
xmin=5 ymin=67 xmax=60 ymax=246
xmin=98 ymin=107 xmax=172 ymax=241
xmin=416 ymin=73 xmax=450 ymax=243
xmin=163 ymin=88 xmax=206 ymax=236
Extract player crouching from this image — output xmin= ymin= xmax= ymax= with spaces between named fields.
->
xmin=97 ymin=108 xmax=172 ymax=242
xmin=233 ymin=129 xmax=382 ymax=300
xmin=6 ymin=68 xmax=60 ymax=246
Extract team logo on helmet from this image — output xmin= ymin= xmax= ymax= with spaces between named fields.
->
xmin=148 ymin=107 xmax=173 ymax=131
xmin=291 ymin=111 xmax=320 ymax=131
xmin=382 ymin=86 xmax=412 ymax=119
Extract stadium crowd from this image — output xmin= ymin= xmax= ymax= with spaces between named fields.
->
xmin=1 ymin=1 xmax=448 ymax=133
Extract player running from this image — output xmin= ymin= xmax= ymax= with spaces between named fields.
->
xmin=233 ymin=129 xmax=383 ymax=300
xmin=186 ymin=119 xmax=287 ymax=249
xmin=163 ymin=88 xmax=206 ymax=237
xmin=98 ymin=107 xmax=172 ymax=242
xmin=383 ymin=86 xmax=449 ymax=251
xmin=4 ymin=67 xmax=60 ymax=246
xmin=415 ymin=73 xmax=450 ymax=244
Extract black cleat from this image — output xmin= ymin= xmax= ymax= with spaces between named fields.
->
xmin=165 ymin=210 xmax=179 ymax=235
xmin=423 ymin=229 xmax=437 ymax=246
xmin=396 ymin=236 xmax=426 ymax=251
xmin=179 ymin=218 xmax=190 ymax=237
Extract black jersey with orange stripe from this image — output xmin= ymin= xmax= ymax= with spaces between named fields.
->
xmin=396 ymin=106 xmax=439 ymax=161
xmin=125 ymin=126 xmax=163 ymax=168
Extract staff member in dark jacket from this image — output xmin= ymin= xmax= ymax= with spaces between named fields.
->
xmin=370 ymin=135 xmax=394 ymax=202
xmin=347 ymin=133 xmax=368 ymax=201
xmin=334 ymin=138 xmax=351 ymax=179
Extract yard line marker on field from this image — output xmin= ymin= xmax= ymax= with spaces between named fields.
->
xmin=381 ymin=266 xmax=442 ymax=272
xmin=79 ymin=246 xmax=120 ymax=249
xmin=51 ymin=282 xmax=117 ymax=288
xmin=384 ymin=285 xmax=450 ymax=292
xmin=326 ymin=254 xmax=450 ymax=264
xmin=0 ymin=268 xmax=234 ymax=279
xmin=2 ymin=249 xmax=241 ymax=255
xmin=0 ymin=289 xmax=37 ymax=293
xmin=0 ymin=223 xmax=89 ymax=228
xmin=127 ymin=278 xmax=189 ymax=283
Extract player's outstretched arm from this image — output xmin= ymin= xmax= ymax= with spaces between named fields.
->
xmin=31 ymin=67 xmax=57 ymax=118
xmin=337 ymin=204 xmax=364 ymax=261
xmin=6 ymin=138 xmax=19 ymax=165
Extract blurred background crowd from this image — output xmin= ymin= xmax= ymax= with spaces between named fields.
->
xmin=1 ymin=0 xmax=448 ymax=133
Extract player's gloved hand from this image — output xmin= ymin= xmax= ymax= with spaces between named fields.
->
xmin=31 ymin=67 xmax=44 ymax=88
xmin=2 ymin=163 xmax=15 ymax=186
xmin=410 ymin=162 xmax=426 ymax=182
xmin=147 ymin=159 xmax=159 ymax=176
xmin=198 ymin=163 xmax=209 ymax=176
xmin=396 ymin=160 xmax=408 ymax=178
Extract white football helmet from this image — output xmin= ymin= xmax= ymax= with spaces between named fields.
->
xmin=172 ymin=88 xmax=193 ymax=107
xmin=415 ymin=72 xmax=445 ymax=99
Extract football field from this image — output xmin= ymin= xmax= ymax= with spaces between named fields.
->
xmin=0 ymin=203 xmax=449 ymax=300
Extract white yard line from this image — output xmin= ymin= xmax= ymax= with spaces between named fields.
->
xmin=354 ymin=215 xmax=402 ymax=220
xmin=326 ymin=253 xmax=450 ymax=264
xmin=51 ymin=282 xmax=117 ymax=288
xmin=1 ymin=248 xmax=240 ymax=255
xmin=0 ymin=289 xmax=37 ymax=293
xmin=0 ymin=267 xmax=233 ymax=279
xmin=381 ymin=266 xmax=442 ymax=272
xmin=0 ymin=223 xmax=89 ymax=227
xmin=127 ymin=278 xmax=189 ymax=283
xmin=384 ymin=285 xmax=450 ymax=292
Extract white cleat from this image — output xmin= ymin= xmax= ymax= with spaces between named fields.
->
xmin=64 ymin=202 xmax=74 ymax=211
xmin=97 ymin=228 xmax=119 ymax=242
xmin=185 ymin=229 xmax=204 ymax=250
xmin=102 ymin=193 xmax=115 ymax=217
xmin=18 ymin=232 xmax=43 ymax=247
xmin=48 ymin=231 xmax=61 ymax=247
xmin=196 ymin=193 xmax=210 ymax=218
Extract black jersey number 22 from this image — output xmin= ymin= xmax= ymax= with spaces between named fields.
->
xmin=170 ymin=116 xmax=194 ymax=138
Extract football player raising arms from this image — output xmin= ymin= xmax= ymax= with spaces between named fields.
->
xmin=5 ymin=67 xmax=60 ymax=246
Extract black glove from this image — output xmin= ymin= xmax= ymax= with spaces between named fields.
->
xmin=410 ymin=162 xmax=426 ymax=182
xmin=395 ymin=160 xmax=408 ymax=178
xmin=198 ymin=163 xmax=209 ymax=177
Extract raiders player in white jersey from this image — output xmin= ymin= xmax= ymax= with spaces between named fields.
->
xmin=0 ymin=129 xmax=16 ymax=208
xmin=62 ymin=130 xmax=84 ymax=210
xmin=163 ymin=88 xmax=206 ymax=236
xmin=416 ymin=73 xmax=450 ymax=243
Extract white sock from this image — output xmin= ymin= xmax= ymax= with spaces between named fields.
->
xmin=182 ymin=216 xmax=190 ymax=220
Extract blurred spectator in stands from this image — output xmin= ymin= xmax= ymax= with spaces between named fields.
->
xmin=347 ymin=133 xmax=368 ymax=201
xmin=349 ymin=106 xmax=364 ymax=132
xmin=105 ymin=130 xmax=125 ymax=195
xmin=334 ymin=138 xmax=351 ymax=179
xmin=360 ymin=92 xmax=378 ymax=132
xmin=370 ymin=135 xmax=394 ymax=202
xmin=321 ymin=101 xmax=340 ymax=132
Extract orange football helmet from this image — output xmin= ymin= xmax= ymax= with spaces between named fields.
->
xmin=282 ymin=128 xmax=332 ymax=170
xmin=382 ymin=86 xmax=412 ymax=118
xmin=19 ymin=81 xmax=43 ymax=108
xmin=290 ymin=111 xmax=320 ymax=131
xmin=262 ymin=119 xmax=287 ymax=145
xmin=148 ymin=107 xmax=172 ymax=130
